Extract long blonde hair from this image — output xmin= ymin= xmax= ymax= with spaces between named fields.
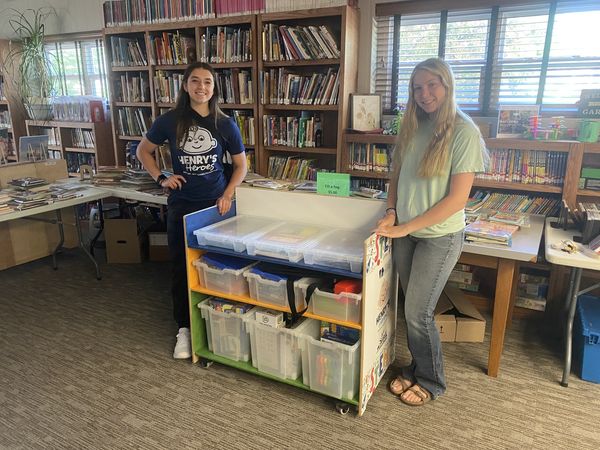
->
xmin=396 ymin=58 xmax=458 ymax=177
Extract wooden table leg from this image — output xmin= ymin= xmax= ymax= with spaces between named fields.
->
xmin=488 ymin=258 xmax=517 ymax=377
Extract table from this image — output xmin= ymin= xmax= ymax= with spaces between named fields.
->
xmin=458 ymin=214 xmax=545 ymax=377
xmin=0 ymin=186 xmax=108 ymax=279
xmin=544 ymin=217 xmax=600 ymax=386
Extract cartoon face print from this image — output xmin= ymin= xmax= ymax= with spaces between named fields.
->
xmin=180 ymin=126 xmax=217 ymax=155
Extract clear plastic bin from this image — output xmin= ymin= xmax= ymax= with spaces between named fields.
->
xmin=193 ymin=255 xmax=255 ymax=296
xmin=311 ymin=288 xmax=362 ymax=324
xmin=198 ymin=299 xmax=255 ymax=362
xmin=244 ymin=270 xmax=321 ymax=311
xmin=300 ymin=336 xmax=360 ymax=400
xmin=245 ymin=222 xmax=327 ymax=262
xmin=303 ymin=229 xmax=366 ymax=273
xmin=246 ymin=315 xmax=320 ymax=379
xmin=193 ymin=215 xmax=282 ymax=252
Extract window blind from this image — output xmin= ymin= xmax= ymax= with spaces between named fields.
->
xmin=45 ymin=38 xmax=108 ymax=98
xmin=375 ymin=0 xmax=600 ymax=115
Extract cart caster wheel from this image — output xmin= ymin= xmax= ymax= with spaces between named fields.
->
xmin=198 ymin=358 xmax=213 ymax=369
xmin=335 ymin=402 xmax=351 ymax=415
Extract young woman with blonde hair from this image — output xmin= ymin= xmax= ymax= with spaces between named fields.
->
xmin=375 ymin=58 xmax=486 ymax=406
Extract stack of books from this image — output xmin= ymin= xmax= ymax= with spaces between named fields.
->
xmin=446 ymin=263 xmax=479 ymax=292
xmin=464 ymin=219 xmax=520 ymax=246
xmin=121 ymin=169 xmax=157 ymax=191
xmin=93 ymin=166 xmax=127 ymax=186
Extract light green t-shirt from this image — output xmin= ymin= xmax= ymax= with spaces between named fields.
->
xmin=395 ymin=116 xmax=485 ymax=238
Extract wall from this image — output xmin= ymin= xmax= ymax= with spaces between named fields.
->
xmin=0 ymin=0 xmax=105 ymax=38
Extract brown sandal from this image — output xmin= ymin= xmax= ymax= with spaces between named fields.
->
xmin=399 ymin=384 xmax=432 ymax=406
xmin=389 ymin=375 xmax=413 ymax=396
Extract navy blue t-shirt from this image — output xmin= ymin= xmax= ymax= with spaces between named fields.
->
xmin=146 ymin=110 xmax=245 ymax=203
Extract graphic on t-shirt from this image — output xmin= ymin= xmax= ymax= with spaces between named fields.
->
xmin=178 ymin=126 xmax=219 ymax=175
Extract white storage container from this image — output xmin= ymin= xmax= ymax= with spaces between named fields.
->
xmin=193 ymin=255 xmax=255 ymax=296
xmin=245 ymin=221 xmax=327 ymax=262
xmin=300 ymin=336 xmax=360 ymax=400
xmin=303 ymin=229 xmax=366 ymax=273
xmin=244 ymin=269 xmax=322 ymax=312
xmin=246 ymin=315 xmax=320 ymax=379
xmin=198 ymin=299 xmax=255 ymax=362
xmin=193 ymin=215 xmax=281 ymax=252
xmin=311 ymin=288 xmax=362 ymax=324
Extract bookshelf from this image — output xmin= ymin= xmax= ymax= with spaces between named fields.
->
xmin=0 ymin=59 xmax=27 ymax=163
xmin=25 ymin=120 xmax=114 ymax=177
xmin=341 ymin=132 xmax=395 ymax=191
xmin=257 ymin=6 xmax=358 ymax=177
xmin=104 ymin=16 xmax=260 ymax=171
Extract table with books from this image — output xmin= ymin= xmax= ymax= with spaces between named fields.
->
xmin=0 ymin=178 xmax=108 ymax=278
xmin=459 ymin=213 xmax=545 ymax=377
xmin=544 ymin=217 xmax=600 ymax=387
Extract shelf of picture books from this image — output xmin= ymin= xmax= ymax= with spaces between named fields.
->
xmin=476 ymin=139 xmax=576 ymax=194
xmin=183 ymin=186 xmax=396 ymax=415
xmin=256 ymin=5 xmax=358 ymax=176
xmin=25 ymin=118 xmax=114 ymax=176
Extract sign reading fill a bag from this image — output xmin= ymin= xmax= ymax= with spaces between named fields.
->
xmin=316 ymin=172 xmax=350 ymax=197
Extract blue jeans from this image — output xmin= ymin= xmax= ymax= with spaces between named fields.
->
xmin=393 ymin=230 xmax=464 ymax=398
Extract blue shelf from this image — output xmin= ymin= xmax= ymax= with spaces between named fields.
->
xmin=189 ymin=243 xmax=363 ymax=279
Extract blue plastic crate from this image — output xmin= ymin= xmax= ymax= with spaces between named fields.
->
xmin=574 ymin=295 xmax=600 ymax=384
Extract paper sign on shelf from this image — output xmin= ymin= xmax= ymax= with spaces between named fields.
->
xmin=316 ymin=172 xmax=350 ymax=197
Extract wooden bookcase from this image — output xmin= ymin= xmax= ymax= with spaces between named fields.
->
xmin=0 ymin=71 xmax=27 ymax=162
xmin=25 ymin=120 xmax=114 ymax=177
xmin=102 ymin=6 xmax=358 ymax=176
xmin=104 ymin=15 xmax=260 ymax=171
xmin=257 ymin=6 xmax=358 ymax=176
xmin=341 ymin=132 xmax=395 ymax=191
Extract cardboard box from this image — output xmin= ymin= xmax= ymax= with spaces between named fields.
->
xmin=148 ymin=231 xmax=169 ymax=261
xmin=104 ymin=218 xmax=142 ymax=263
xmin=434 ymin=287 xmax=486 ymax=342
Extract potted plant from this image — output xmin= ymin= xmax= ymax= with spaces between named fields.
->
xmin=2 ymin=7 xmax=58 ymax=120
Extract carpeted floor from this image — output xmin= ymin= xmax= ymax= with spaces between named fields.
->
xmin=1 ymin=250 xmax=599 ymax=449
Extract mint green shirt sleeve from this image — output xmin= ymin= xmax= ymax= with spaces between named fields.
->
xmin=450 ymin=121 xmax=486 ymax=175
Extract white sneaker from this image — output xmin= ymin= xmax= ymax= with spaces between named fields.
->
xmin=173 ymin=327 xmax=191 ymax=359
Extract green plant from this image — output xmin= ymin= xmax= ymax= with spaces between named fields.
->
xmin=3 ymin=7 xmax=58 ymax=116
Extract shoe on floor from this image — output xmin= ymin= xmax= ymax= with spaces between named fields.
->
xmin=173 ymin=327 xmax=191 ymax=359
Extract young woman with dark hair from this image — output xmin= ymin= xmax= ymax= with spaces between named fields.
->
xmin=137 ymin=62 xmax=247 ymax=359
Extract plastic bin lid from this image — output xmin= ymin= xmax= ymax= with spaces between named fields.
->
xmin=251 ymin=221 xmax=326 ymax=248
xmin=201 ymin=253 xmax=255 ymax=270
xmin=577 ymin=295 xmax=600 ymax=337
xmin=195 ymin=215 xmax=280 ymax=239
xmin=306 ymin=228 xmax=367 ymax=257
xmin=248 ymin=266 xmax=287 ymax=282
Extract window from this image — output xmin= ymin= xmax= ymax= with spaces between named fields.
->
xmin=374 ymin=0 xmax=600 ymax=115
xmin=45 ymin=37 xmax=109 ymax=98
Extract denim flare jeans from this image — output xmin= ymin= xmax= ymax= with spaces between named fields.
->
xmin=393 ymin=230 xmax=464 ymax=399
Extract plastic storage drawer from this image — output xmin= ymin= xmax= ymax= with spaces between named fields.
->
xmin=193 ymin=215 xmax=281 ymax=252
xmin=245 ymin=221 xmax=327 ymax=262
xmin=244 ymin=269 xmax=321 ymax=311
xmin=574 ymin=294 xmax=600 ymax=383
xmin=246 ymin=315 xmax=320 ymax=379
xmin=193 ymin=254 xmax=255 ymax=296
xmin=303 ymin=229 xmax=366 ymax=273
xmin=311 ymin=288 xmax=362 ymax=324
xmin=300 ymin=337 xmax=360 ymax=400
xmin=198 ymin=299 xmax=255 ymax=362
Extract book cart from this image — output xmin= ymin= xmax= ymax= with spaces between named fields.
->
xmin=183 ymin=186 xmax=397 ymax=415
